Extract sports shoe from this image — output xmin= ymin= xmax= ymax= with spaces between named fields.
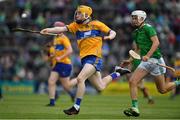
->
xmin=63 ymin=106 xmax=80 ymax=115
xmin=124 ymin=107 xmax=140 ymax=117
xmin=46 ymin=103 xmax=55 ymax=107
xmin=115 ymin=66 xmax=131 ymax=76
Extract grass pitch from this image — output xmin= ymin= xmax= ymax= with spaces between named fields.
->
xmin=0 ymin=94 xmax=180 ymax=119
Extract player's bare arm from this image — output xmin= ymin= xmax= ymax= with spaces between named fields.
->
xmin=142 ymin=35 xmax=160 ymax=61
xmin=56 ymin=46 xmax=73 ymax=61
xmin=120 ymin=58 xmax=133 ymax=67
xmin=40 ymin=26 xmax=68 ymax=34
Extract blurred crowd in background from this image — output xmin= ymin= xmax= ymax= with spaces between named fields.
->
xmin=0 ymin=0 xmax=180 ymax=93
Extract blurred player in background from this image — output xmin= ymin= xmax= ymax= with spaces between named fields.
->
xmin=166 ymin=52 xmax=180 ymax=99
xmin=41 ymin=5 xmax=131 ymax=115
xmin=172 ymin=52 xmax=180 ymax=98
xmin=122 ymin=10 xmax=180 ymax=117
xmin=43 ymin=21 xmax=77 ymax=106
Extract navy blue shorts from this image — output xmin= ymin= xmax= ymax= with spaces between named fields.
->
xmin=52 ymin=63 xmax=72 ymax=77
xmin=81 ymin=55 xmax=103 ymax=71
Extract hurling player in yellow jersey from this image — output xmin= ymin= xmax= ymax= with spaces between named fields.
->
xmin=45 ymin=22 xmax=77 ymax=107
xmin=41 ymin=5 xmax=130 ymax=115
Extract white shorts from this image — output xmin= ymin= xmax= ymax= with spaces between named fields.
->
xmin=138 ymin=57 xmax=166 ymax=76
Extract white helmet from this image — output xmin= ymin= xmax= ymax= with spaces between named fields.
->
xmin=131 ymin=10 xmax=147 ymax=21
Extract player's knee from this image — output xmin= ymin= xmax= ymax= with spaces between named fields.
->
xmin=48 ymin=80 xmax=55 ymax=86
xmin=95 ymin=82 xmax=106 ymax=91
xmin=129 ymin=78 xmax=138 ymax=86
xmin=76 ymin=76 xmax=84 ymax=84
xmin=158 ymin=89 xmax=166 ymax=94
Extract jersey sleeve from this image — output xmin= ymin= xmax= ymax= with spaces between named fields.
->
xmin=66 ymin=22 xmax=77 ymax=34
xmin=145 ymin=25 xmax=157 ymax=37
xmin=95 ymin=21 xmax=111 ymax=34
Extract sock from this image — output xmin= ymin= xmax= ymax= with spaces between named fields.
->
xmin=50 ymin=99 xmax=55 ymax=105
xmin=74 ymin=98 xmax=82 ymax=110
xmin=131 ymin=100 xmax=138 ymax=108
xmin=174 ymin=81 xmax=180 ymax=86
xmin=110 ymin=72 xmax=120 ymax=80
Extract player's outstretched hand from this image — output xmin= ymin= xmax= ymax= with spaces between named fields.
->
xmin=120 ymin=60 xmax=131 ymax=67
xmin=40 ymin=28 xmax=50 ymax=34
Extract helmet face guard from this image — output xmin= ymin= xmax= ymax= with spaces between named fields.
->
xmin=131 ymin=10 xmax=147 ymax=27
xmin=74 ymin=5 xmax=92 ymax=24
xmin=131 ymin=10 xmax=147 ymax=21
xmin=74 ymin=10 xmax=89 ymax=24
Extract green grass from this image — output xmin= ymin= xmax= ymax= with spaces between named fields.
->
xmin=0 ymin=94 xmax=180 ymax=119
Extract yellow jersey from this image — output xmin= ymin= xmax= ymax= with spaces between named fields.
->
xmin=67 ymin=20 xmax=111 ymax=59
xmin=49 ymin=34 xmax=72 ymax=67
xmin=174 ymin=60 xmax=180 ymax=77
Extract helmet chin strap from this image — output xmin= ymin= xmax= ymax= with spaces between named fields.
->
xmin=136 ymin=17 xmax=145 ymax=28
xmin=138 ymin=21 xmax=144 ymax=27
xmin=75 ymin=17 xmax=91 ymax=24
xmin=138 ymin=17 xmax=145 ymax=27
xmin=133 ymin=21 xmax=144 ymax=28
xmin=139 ymin=21 xmax=145 ymax=28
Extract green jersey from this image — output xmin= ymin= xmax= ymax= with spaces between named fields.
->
xmin=132 ymin=59 xmax=141 ymax=71
xmin=132 ymin=24 xmax=162 ymax=59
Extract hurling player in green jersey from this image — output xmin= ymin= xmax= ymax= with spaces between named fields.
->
xmin=121 ymin=44 xmax=154 ymax=105
xmin=122 ymin=10 xmax=180 ymax=117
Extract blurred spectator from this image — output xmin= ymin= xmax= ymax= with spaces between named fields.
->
xmin=0 ymin=0 xmax=179 ymax=93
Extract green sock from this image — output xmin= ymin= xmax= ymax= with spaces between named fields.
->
xmin=132 ymin=100 xmax=138 ymax=108
xmin=174 ymin=81 xmax=180 ymax=86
